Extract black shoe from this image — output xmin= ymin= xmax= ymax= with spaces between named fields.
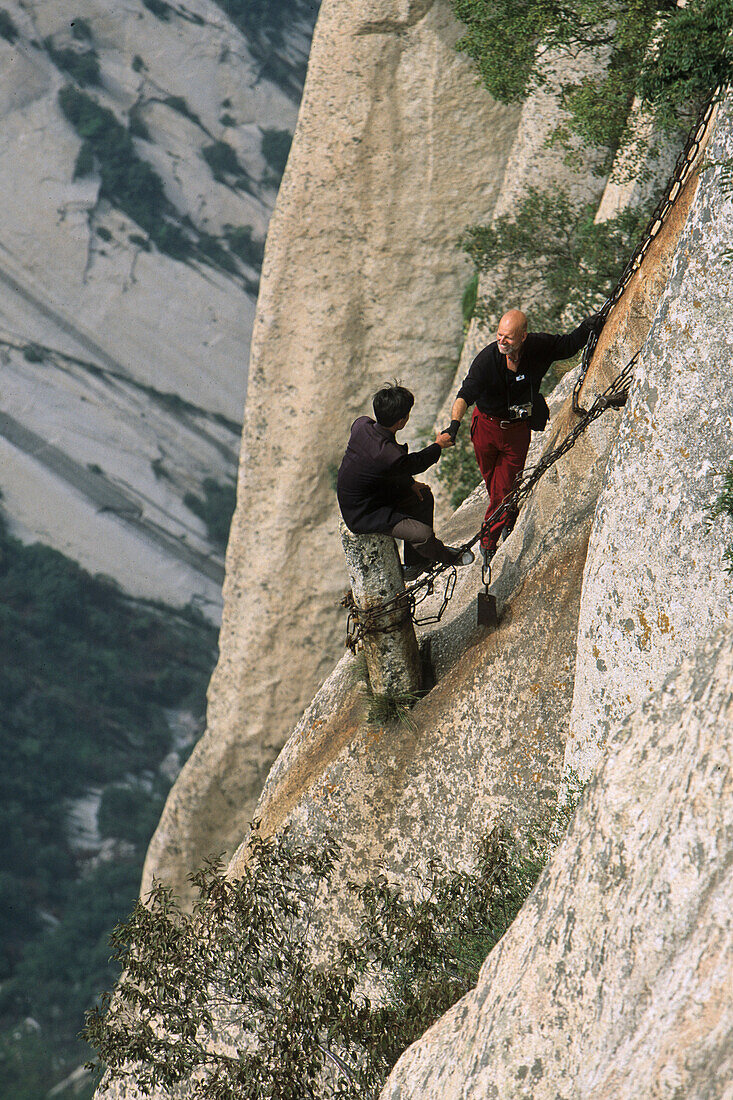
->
xmin=447 ymin=548 xmax=475 ymax=568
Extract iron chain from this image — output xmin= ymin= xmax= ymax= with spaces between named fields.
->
xmin=344 ymin=90 xmax=720 ymax=650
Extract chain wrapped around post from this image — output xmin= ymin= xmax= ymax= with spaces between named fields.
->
xmin=573 ymin=92 xmax=718 ymax=413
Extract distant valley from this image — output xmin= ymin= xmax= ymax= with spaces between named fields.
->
xmin=0 ymin=0 xmax=320 ymax=617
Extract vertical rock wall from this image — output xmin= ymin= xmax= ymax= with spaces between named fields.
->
xmin=566 ymin=93 xmax=733 ymax=779
xmin=143 ymin=0 xmax=521 ymax=900
xmin=381 ymin=622 xmax=733 ymax=1100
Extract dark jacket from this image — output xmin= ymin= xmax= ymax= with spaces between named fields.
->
xmin=337 ymin=416 xmax=441 ymax=533
xmin=456 ymin=319 xmax=593 ymax=420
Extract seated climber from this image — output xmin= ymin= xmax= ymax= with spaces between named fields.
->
xmin=337 ymin=383 xmax=475 ymax=580
xmin=445 ymin=308 xmax=601 ymax=564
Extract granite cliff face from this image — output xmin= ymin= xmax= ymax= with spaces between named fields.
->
xmin=121 ymin=2 xmax=732 ymax=1094
xmin=378 ymin=93 xmax=733 ymax=1097
xmin=382 ymin=623 xmax=733 ymax=1100
xmin=144 ymin=0 xmax=649 ymax=903
xmin=0 ymin=0 xmax=315 ymax=614
xmin=144 ymin=0 xmax=530 ymax=900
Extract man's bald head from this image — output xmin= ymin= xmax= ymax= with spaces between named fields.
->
xmin=497 ymin=309 xmax=528 ymax=361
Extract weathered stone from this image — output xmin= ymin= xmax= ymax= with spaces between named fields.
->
xmin=144 ymin=0 xmax=524 ymax=902
xmin=0 ymin=0 xmax=308 ymax=611
xmin=380 ymin=622 xmax=733 ymax=1100
xmin=236 ymin=165 xmax=700 ymax=947
xmin=340 ymin=524 xmax=421 ymax=696
xmin=567 ymin=93 xmax=733 ymax=780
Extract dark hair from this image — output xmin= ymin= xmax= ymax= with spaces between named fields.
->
xmin=373 ymin=384 xmax=414 ymax=426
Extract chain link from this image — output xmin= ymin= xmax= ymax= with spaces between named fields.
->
xmin=573 ymin=92 xmax=718 ymax=413
xmin=344 ymin=90 xmax=720 ymax=651
xmin=344 ymin=362 xmax=636 ymax=650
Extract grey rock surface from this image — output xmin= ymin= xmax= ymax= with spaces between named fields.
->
xmin=381 ymin=621 xmax=733 ymax=1100
xmin=567 ymin=93 xmax=733 ymax=779
xmin=0 ymin=0 xmax=311 ymax=611
xmin=232 ymin=169 xmax=697 ymax=941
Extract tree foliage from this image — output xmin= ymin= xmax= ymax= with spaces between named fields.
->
xmin=85 ymin=825 xmax=546 ymax=1098
xmin=184 ymin=478 xmax=237 ymax=550
xmin=0 ymin=509 xmax=217 ymax=1092
xmin=448 ymin=0 xmax=732 ymax=158
xmin=708 ymin=461 xmax=733 ymax=573
xmin=461 ymin=186 xmax=650 ymax=332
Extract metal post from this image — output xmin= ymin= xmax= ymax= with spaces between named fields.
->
xmin=339 ymin=522 xmax=421 ymax=697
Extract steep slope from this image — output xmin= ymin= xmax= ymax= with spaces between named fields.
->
xmin=225 ymin=115 xmax=706 ymax=922
xmin=0 ymin=0 xmax=317 ymax=613
xmin=143 ymin=0 xmax=526 ymax=899
xmin=567 ymin=94 xmax=733 ymax=777
xmin=377 ymin=90 xmax=733 ymax=1098
xmin=382 ymin=622 xmax=733 ymax=1100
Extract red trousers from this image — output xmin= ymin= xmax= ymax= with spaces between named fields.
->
xmin=470 ymin=408 xmax=530 ymax=549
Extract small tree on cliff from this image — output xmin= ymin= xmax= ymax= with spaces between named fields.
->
xmin=448 ymin=0 xmax=733 ymax=163
xmin=83 ymin=824 xmax=545 ymax=1098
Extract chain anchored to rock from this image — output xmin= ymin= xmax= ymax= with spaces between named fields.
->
xmin=342 ymin=89 xmax=720 ymax=653
xmin=573 ymin=92 xmax=719 ymax=414
xmin=344 ymin=363 xmax=636 ymax=651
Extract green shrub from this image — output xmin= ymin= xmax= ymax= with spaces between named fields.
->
xmin=202 ymin=139 xmax=245 ymax=181
xmin=0 ymin=509 xmax=217 ymax=1093
xmin=132 ymin=53 xmax=146 ymax=72
xmin=709 ymin=462 xmax=733 ymax=573
xmin=84 ymin=824 xmax=546 ymax=1098
xmin=184 ymin=477 xmax=237 ymax=550
xmin=222 ymin=223 xmax=265 ymax=267
xmin=260 ymin=126 xmax=292 ymax=177
xmin=73 ymin=139 xmax=95 ymax=178
xmin=22 ymin=343 xmax=45 ymax=363
xmin=163 ymin=94 xmax=202 ymax=128
xmin=448 ymin=0 xmax=731 ymax=162
xmin=46 ymin=40 xmax=100 ymax=86
xmin=462 ymin=271 xmax=479 ymax=326
xmin=0 ymin=8 xmax=19 ymax=43
xmin=71 ymin=17 xmax=93 ymax=41
xmin=128 ymin=105 xmax=150 ymax=140
xmin=436 ymin=430 xmax=482 ymax=510
xmin=97 ymin=782 xmax=167 ymax=847
xmin=142 ymin=0 xmax=173 ymax=20
xmin=194 ymin=231 xmax=239 ymax=275
xmin=58 ymin=85 xmax=193 ymax=260
xmin=460 ymin=185 xmax=652 ymax=333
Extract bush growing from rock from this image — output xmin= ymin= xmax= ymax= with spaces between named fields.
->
xmin=84 ymin=825 xmax=546 ymax=1098
xmin=448 ymin=0 xmax=732 ymax=163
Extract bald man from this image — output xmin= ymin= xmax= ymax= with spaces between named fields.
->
xmin=447 ymin=309 xmax=596 ymax=561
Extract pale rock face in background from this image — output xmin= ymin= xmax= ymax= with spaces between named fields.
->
xmin=0 ymin=0 xmax=312 ymax=614
xmin=144 ymin=0 xmax=525 ymax=901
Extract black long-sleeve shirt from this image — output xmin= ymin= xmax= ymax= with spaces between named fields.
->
xmin=456 ymin=319 xmax=593 ymax=419
xmin=337 ymin=416 xmax=441 ymax=533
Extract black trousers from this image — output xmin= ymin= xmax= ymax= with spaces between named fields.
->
xmin=389 ymin=486 xmax=456 ymax=566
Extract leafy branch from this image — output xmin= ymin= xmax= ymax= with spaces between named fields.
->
xmin=84 ymin=823 xmax=552 ymax=1098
